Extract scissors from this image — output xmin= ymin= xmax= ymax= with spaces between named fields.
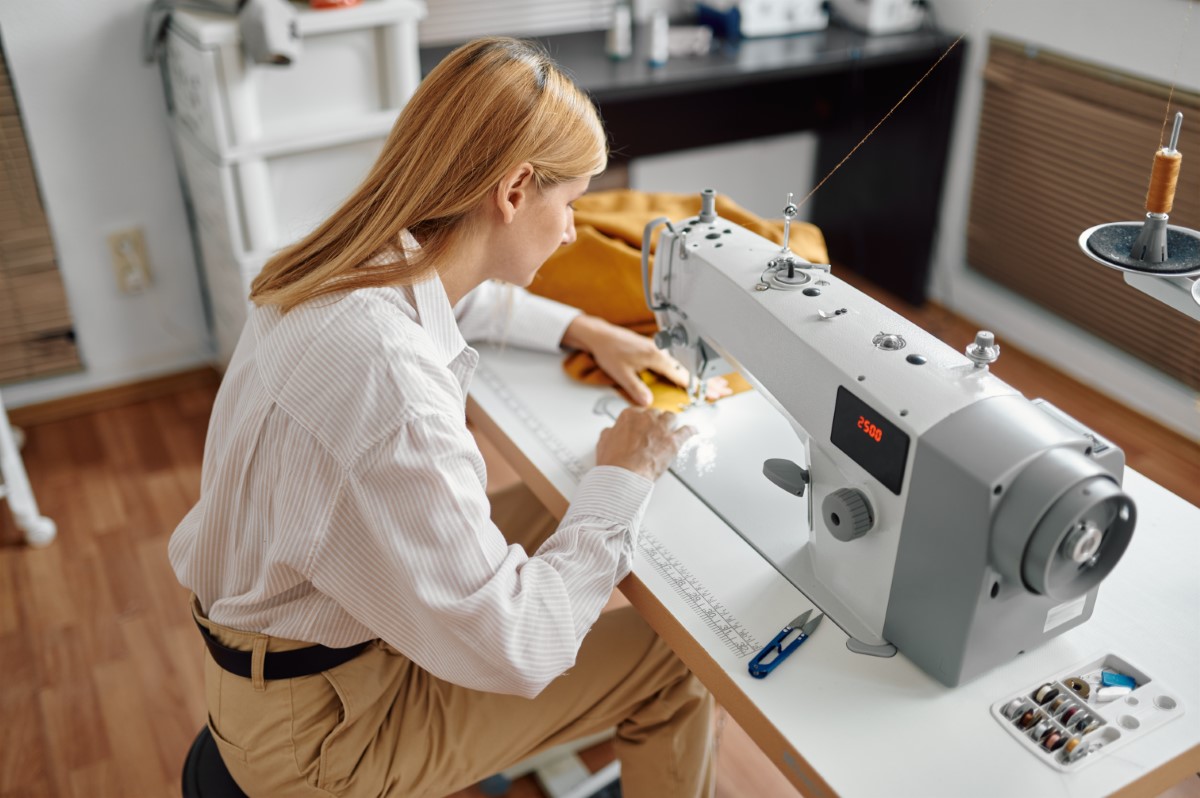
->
xmin=748 ymin=609 xmax=824 ymax=678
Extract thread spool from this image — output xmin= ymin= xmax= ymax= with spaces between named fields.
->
xmin=1146 ymin=149 xmax=1182 ymax=214
xmin=1033 ymin=684 xmax=1056 ymax=704
xmin=648 ymin=10 xmax=669 ymax=67
xmin=1018 ymin=709 xmax=1038 ymax=730
xmin=606 ymin=2 xmax=632 ymax=61
xmin=1079 ymin=111 xmax=1200 ymax=276
xmin=1048 ymin=696 xmax=1067 ymax=714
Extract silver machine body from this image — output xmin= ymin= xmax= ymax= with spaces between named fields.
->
xmin=644 ymin=190 xmax=1137 ymax=686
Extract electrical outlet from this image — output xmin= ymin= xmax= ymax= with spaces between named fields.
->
xmin=107 ymin=227 xmax=152 ymax=294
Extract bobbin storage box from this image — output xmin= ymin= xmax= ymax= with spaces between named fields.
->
xmin=164 ymin=0 xmax=425 ymax=157
xmin=991 ymin=653 xmax=1185 ymax=772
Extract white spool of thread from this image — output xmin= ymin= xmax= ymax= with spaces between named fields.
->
xmin=649 ymin=9 xmax=669 ymax=67
xmin=606 ymin=3 xmax=632 ymax=61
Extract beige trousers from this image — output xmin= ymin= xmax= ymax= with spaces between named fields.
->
xmin=194 ymin=485 xmax=716 ymax=798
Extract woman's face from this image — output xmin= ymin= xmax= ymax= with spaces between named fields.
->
xmin=491 ymin=175 xmax=589 ymax=286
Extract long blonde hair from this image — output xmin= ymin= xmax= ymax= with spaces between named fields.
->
xmin=250 ymin=37 xmax=608 ymax=312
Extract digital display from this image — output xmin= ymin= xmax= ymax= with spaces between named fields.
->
xmin=830 ymin=386 xmax=910 ymax=495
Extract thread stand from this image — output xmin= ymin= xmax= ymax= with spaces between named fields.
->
xmin=1078 ymin=112 xmax=1200 ymax=318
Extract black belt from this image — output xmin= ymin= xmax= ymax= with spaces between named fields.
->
xmin=196 ymin=621 xmax=370 ymax=680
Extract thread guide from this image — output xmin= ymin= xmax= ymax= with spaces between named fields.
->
xmin=991 ymin=653 xmax=1185 ymax=771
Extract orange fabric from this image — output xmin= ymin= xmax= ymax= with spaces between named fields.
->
xmin=528 ymin=190 xmax=828 ymax=410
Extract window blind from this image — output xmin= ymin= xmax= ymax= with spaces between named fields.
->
xmin=968 ymin=37 xmax=1200 ymax=391
xmin=0 ymin=40 xmax=81 ymax=385
xmin=418 ymin=0 xmax=615 ymax=46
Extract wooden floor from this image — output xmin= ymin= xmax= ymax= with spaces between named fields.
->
xmin=1 ymin=276 xmax=1197 ymax=798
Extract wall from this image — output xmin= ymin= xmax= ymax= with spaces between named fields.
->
xmin=630 ymin=132 xmax=818 ymax=222
xmin=0 ymin=0 xmax=686 ymax=411
xmin=928 ymin=0 xmax=1200 ymax=440
xmin=0 ymin=0 xmax=211 ymax=409
xmin=3 ymin=0 xmax=1198 ymax=436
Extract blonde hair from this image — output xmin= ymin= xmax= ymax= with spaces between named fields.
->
xmin=250 ymin=37 xmax=608 ymax=312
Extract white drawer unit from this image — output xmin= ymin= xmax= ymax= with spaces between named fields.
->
xmin=173 ymin=120 xmax=387 ymax=258
xmin=161 ymin=0 xmax=426 ymax=368
xmin=165 ymin=0 xmax=424 ymax=158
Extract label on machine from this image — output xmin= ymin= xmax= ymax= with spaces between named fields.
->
xmin=830 ymin=386 xmax=910 ymax=495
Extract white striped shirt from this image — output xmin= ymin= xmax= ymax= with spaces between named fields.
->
xmin=169 ymin=273 xmax=654 ymax=698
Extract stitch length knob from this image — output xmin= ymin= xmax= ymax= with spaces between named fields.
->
xmin=823 ymin=488 xmax=873 ymax=541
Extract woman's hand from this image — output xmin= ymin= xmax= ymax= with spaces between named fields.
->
xmin=561 ymin=315 xmax=729 ymax=406
xmin=596 ymin=407 xmax=696 ymax=481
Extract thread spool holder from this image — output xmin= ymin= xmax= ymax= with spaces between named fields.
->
xmin=1079 ymin=112 xmax=1200 ymax=320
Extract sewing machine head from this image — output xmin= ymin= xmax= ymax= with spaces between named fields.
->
xmin=642 ymin=189 xmax=1138 ymax=687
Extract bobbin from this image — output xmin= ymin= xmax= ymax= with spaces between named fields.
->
xmin=1033 ymin=683 xmax=1056 ymax=704
xmin=1062 ymin=736 xmax=1087 ymax=763
xmin=1041 ymin=731 xmax=1064 ymax=752
xmin=1064 ymin=677 xmax=1090 ymax=700
xmin=1002 ymin=698 xmax=1028 ymax=720
xmin=1030 ymin=720 xmax=1053 ymax=741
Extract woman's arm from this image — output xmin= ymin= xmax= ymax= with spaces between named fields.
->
xmin=307 ymin=412 xmax=653 ymax=699
xmin=452 ymin=280 xmax=580 ymax=352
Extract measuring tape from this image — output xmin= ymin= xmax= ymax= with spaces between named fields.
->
xmin=476 ymin=362 xmax=761 ymax=658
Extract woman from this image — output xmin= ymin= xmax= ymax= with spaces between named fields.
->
xmin=169 ymin=37 xmax=715 ymax=798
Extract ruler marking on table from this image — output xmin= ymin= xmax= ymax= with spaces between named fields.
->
xmin=477 ymin=363 xmax=759 ymax=658
xmin=638 ymin=529 xmax=761 ymax=657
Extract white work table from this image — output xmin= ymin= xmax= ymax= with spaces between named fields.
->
xmin=466 ymin=344 xmax=1200 ymax=798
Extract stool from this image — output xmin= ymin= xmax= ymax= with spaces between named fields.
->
xmin=182 ymin=726 xmax=248 ymax=798
xmin=0 ymin=389 xmax=55 ymax=547
xmin=479 ymin=729 xmax=621 ymax=798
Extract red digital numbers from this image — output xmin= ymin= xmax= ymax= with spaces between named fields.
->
xmin=856 ymin=415 xmax=883 ymax=443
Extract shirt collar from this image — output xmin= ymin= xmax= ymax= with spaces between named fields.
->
xmin=409 ymin=272 xmax=470 ymax=367
xmin=384 ymin=230 xmax=467 ymax=368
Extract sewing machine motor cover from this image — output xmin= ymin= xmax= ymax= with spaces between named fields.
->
xmin=886 ymin=397 xmax=1135 ymax=686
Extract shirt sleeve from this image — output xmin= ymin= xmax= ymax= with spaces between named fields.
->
xmin=453 ymin=280 xmax=582 ymax=353
xmin=307 ymin=411 xmax=653 ymax=698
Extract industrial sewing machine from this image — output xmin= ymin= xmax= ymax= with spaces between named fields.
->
xmin=640 ymin=189 xmax=1138 ymax=687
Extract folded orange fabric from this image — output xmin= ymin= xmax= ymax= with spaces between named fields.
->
xmin=528 ymin=190 xmax=828 ymax=410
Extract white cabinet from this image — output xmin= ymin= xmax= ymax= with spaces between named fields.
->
xmin=163 ymin=0 xmax=426 ymax=367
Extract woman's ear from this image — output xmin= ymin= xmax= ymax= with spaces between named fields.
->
xmin=495 ymin=162 xmax=536 ymax=224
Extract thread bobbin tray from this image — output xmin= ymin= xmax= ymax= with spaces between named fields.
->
xmin=990 ymin=653 xmax=1185 ymax=772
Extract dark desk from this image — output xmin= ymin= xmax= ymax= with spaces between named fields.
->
xmin=421 ymin=25 xmax=965 ymax=304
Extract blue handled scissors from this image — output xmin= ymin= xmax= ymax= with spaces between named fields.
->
xmin=748 ymin=609 xmax=824 ymax=678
